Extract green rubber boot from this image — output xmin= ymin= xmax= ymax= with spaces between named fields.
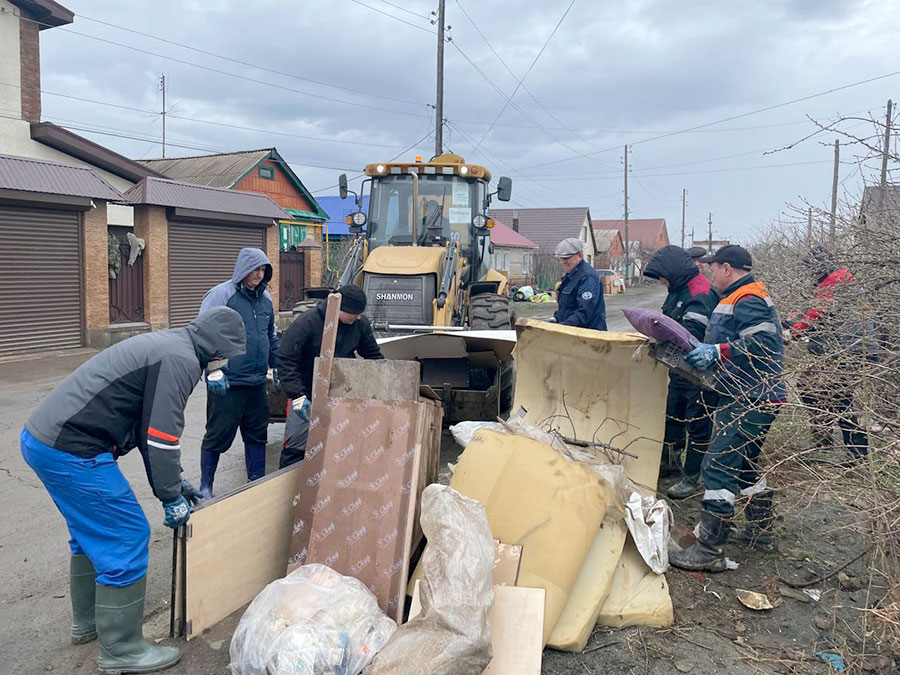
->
xmin=95 ymin=577 xmax=181 ymax=674
xmin=70 ymin=554 xmax=97 ymax=644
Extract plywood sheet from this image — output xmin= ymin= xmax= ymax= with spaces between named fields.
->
xmin=329 ymin=357 xmax=421 ymax=401
xmin=409 ymin=582 xmax=544 ymax=675
xmin=179 ymin=465 xmax=304 ymax=640
xmin=449 ymin=429 xmax=611 ymax=645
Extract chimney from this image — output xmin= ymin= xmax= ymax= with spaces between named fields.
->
xmin=512 ymin=209 xmax=519 ymax=232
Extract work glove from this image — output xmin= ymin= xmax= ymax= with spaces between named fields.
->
xmin=180 ymin=478 xmax=203 ymax=507
xmin=272 ymin=368 xmax=282 ymax=392
xmin=685 ymin=343 xmax=720 ymax=370
xmin=782 ymin=328 xmax=792 ymax=343
xmin=162 ymin=495 xmax=191 ymax=529
xmin=292 ymin=395 xmax=310 ymax=422
xmin=207 ymin=372 xmax=229 ymax=396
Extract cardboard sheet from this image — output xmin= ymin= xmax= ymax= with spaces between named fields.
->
xmin=448 ymin=429 xmax=611 ymax=645
xmin=512 ymin=320 xmax=668 ymax=651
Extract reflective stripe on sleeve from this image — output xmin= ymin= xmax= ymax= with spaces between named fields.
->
xmin=703 ymin=489 xmax=736 ymax=503
xmin=683 ymin=312 xmax=709 ymax=326
xmin=739 ymin=322 xmax=777 ymax=337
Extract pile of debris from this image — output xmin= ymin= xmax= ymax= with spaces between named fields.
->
xmin=170 ymin=306 xmax=675 ymax=674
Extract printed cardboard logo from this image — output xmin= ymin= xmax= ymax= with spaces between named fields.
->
xmin=400 ymin=478 xmax=413 ymax=495
xmin=309 ymin=415 xmax=321 ymax=430
xmin=350 ymin=554 xmax=371 ymax=575
xmin=322 ymin=347 xmax=333 ymax=359
xmin=311 ymin=494 xmax=332 ymax=514
xmin=371 ymin=500 xmax=394 ymax=520
xmin=326 ymin=397 xmax=345 ymax=411
xmin=341 ymin=496 xmax=362 ymax=518
xmin=313 ymin=521 xmax=335 ymax=543
xmin=395 ymin=447 xmax=415 ymax=466
xmin=368 ymin=473 xmax=389 ymax=491
xmin=306 ymin=468 xmax=327 ymax=487
xmin=377 ymin=529 xmax=398 ymax=550
xmin=306 ymin=440 xmax=324 ymax=460
xmin=287 ymin=547 xmax=307 ymax=567
xmin=360 ymin=420 xmax=381 ymax=438
xmin=337 ymin=470 xmax=358 ymax=489
xmin=389 ymin=421 xmax=411 ymax=442
xmin=346 ymin=525 xmax=367 ymax=546
xmin=330 ymin=417 xmax=350 ymax=435
xmin=333 ymin=443 xmax=355 ymax=462
xmin=384 ymin=401 xmax=403 ymax=412
xmin=355 ymin=400 xmax=373 ymax=413
xmin=324 ymin=551 xmax=340 ymax=567
xmin=292 ymin=493 xmax=303 ymax=507
xmin=323 ymin=320 xmax=334 ymax=333
xmin=382 ymin=558 xmax=403 ymax=579
xmin=364 ymin=445 xmax=385 ymax=465
xmin=291 ymin=520 xmax=305 ymax=535
xmin=387 ymin=595 xmax=399 ymax=611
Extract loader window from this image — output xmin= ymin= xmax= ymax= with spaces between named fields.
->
xmin=367 ymin=174 xmax=476 ymax=250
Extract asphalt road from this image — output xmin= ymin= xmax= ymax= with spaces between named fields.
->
xmin=0 ymin=282 xmax=667 ymax=674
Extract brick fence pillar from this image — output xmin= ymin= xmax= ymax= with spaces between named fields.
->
xmin=82 ymin=201 xmax=110 ymax=347
xmin=133 ymin=205 xmax=169 ymax=330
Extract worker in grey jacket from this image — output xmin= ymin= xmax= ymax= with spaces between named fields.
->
xmin=21 ymin=307 xmax=245 ymax=673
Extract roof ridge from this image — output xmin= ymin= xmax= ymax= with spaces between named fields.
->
xmin=144 ymin=175 xmax=271 ymax=197
xmin=140 ymin=148 xmax=273 ymax=163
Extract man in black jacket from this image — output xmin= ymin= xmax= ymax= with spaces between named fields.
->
xmin=277 ymin=286 xmax=383 ymax=468
xmin=644 ymin=246 xmax=719 ymax=499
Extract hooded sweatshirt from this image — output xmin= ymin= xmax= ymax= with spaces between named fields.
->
xmin=25 ymin=307 xmax=246 ymax=501
xmin=644 ymin=245 xmax=718 ymax=341
xmin=199 ymin=247 xmax=278 ymax=386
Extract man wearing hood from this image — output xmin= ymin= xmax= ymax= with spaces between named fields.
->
xmin=644 ymin=245 xmax=718 ymax=499
xmin=21 ymin=307 xmax=246 ymax=673
xmin=786 ymin=245 xmax=870 ymax=459
xmin=277 ymin=285 xmax=383 ymax=468
xmin=197 ymin=248 xmax=279 ymax=497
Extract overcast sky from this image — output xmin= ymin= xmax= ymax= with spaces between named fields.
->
xmin=35 ymin=0 xmax=900 ymax=242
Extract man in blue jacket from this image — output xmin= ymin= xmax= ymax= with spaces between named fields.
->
xmin=198 ymin=247 xmax=279 ymax=497
xmin=550 ymin=238 xmax=607 ymax=330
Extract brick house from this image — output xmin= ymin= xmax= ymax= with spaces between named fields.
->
xmin=0 ymin=0 xmax=289 ymax=355
xmin=592 ymin=229 xmax=625 ymax=271
xmin=592 ymin=218 xmax=670 ymax=279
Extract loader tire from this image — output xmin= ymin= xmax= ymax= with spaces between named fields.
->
xmin=469 ymin=293 xmax=516 ymax=416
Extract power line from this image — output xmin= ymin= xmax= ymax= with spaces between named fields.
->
xmin=515 ymin=68 xmax=900 ymax=171
xmin=373 ymin=0 xmax=431 ymax=21
xmin=471 ymin=0 xmax=577 ymax=152
xmin=78 ymin=14 xmax=425 ymax=107
xmin=347 ymin=0 xmax=435 ymax=34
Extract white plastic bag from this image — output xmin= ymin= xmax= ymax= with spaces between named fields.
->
xmin=624 ymin=492 xmax=673 ymax=574
xmin=229 ymin=564 xmax=397 ymax=675
xmin=449 ymin=421 xmax=505 ymax=448
xmin=365 ymin=485 xmax=495 ymax=675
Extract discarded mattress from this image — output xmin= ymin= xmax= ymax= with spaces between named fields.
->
xmin=513 ymin=320 xmax=668 ymax=650
xmin=448 ymin=429 xmax=612 ymax=645
xmin=596 ymin=535 xmax=673 ymax=628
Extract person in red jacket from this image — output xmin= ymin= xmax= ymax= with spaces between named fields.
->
xmin=786 ymin=246 xmax=869 ymax=459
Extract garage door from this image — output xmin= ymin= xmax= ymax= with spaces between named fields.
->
xmin=168 ymin=221 xmax=266 ymax=327
xmin=0 ymin=206 xmax=82 ymax=356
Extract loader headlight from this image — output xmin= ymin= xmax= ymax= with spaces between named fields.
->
xmin=472 ymin=214 xmax=487 ymax=228
xmin=459 ymin=165 xmax=469 ymax=176
xmin=351 ymin=211 xmax=367 ymax=226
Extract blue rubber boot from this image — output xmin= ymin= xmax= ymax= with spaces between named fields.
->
xmin=199 ymin=451 xmax=220 ymax=500
xmin=244 ymin=444 xmax=266 ymax=482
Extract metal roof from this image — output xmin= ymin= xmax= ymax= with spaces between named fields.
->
xmin=10 ymin=0 xmax=73 ymax=28
xmin=591 ymin=218 xmax=669 ymax=253
xmin=138 ymin=150 xmax=272 ymax=189
xmin=0 ymin=153 xmax=123 ymax=200
xmin=592 ymin=229 xmax=623 ymax=253
xmin=489 ymin=207 xmax=593 ymax=254
xmin=120 ymin=177 xmax=289 ymax=219
xmin=490 ymin=219 xmax=538 ymax=248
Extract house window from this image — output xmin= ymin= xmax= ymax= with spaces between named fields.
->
xmin=258 ymin=166 xmax=275 ymax=180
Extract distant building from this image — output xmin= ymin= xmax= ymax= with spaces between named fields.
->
xmin=315 ymin=194 xmax=370 ymax=242
xmin=592 ymin=218 xmax=669 ymax=279
xmin=489 ymin=207 xmax=598 ymax=266
xmin=692 ymin=239 xmax=731 ymax=253
xmin=592 ymin=229 xmax=625 ymax=271
xmin=489 ymin=219 xmax=539 ymax=284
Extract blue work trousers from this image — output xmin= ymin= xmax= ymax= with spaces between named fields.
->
xmin=20 ymin=428 xmax=150 ymax=587
xmin=700 ymin=397 xmax=778 ymax=519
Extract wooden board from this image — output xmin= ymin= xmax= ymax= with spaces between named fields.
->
xmin=409 ymin=581 xmax=544 ymax=675
xmin=176 ymin=464 xmax=304 ymax=640
xmin=329 ymin=357 xmax=421 ymax=401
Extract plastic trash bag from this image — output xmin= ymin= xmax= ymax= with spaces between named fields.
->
xmin=229 ymin=564 xmax=397 ymax=675
xmin=623 ymin=492 xmax=673 ymax=574
xmin=365 ymin=485 xmax=494 ymax=675
xmin=449 ymin=421 xmax=506 ymax=448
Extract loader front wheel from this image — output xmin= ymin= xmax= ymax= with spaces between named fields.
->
xmin=469 ymin=293 xmax=516 ymax=416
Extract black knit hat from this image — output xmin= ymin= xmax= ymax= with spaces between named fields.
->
xmin=337 ymin=285 xmax=367 ymax=314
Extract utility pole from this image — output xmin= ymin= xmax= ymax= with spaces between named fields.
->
xmin=433 ymin=0 xmax=446 ymax=157
xmin=830 ymin=138 xmax=839 ymax=241
xmin=880 ymin=98 xmax=893 ymax=188
xmin=680 ymin=188 xmax=686 ymax=248
xmin=159 ymin=73 xmax=167 ymax=159
xmin=623 ymin=145 xmax=629 ymax=284
xmin=707 ymin=213 xmax=713 ymax=253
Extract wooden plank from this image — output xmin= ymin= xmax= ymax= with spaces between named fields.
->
xmin=181 ymin=465 xmax=303 ymax=640
xmin=329 ymin=357 xmax=421 ymax=401
xmin=409 ymin=582 xmax=544 ymax=675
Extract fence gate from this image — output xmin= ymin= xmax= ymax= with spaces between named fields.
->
xmin=279 ymin=251 xmax=306 ymax=310
xmin=108 ymin=226 xmax=145 ymax=324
